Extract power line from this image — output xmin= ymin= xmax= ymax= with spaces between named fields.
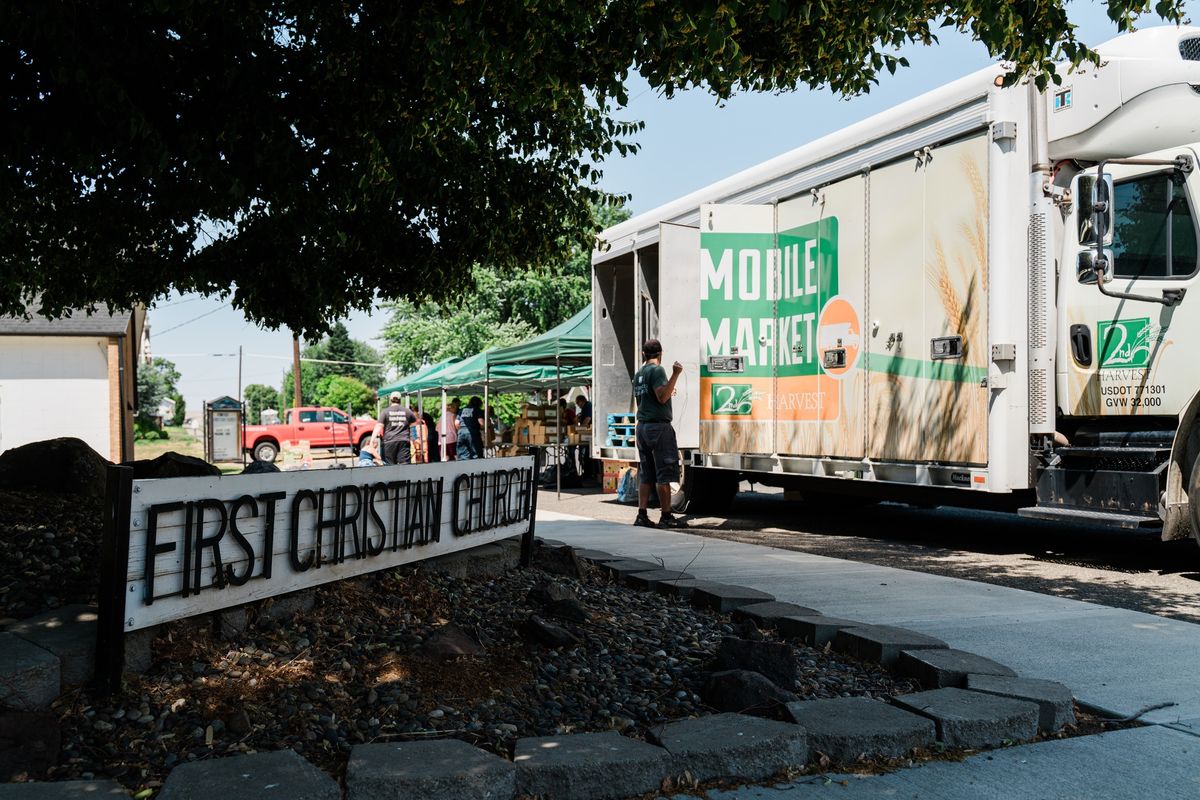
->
xmin=155 ymin=305 xmax=226 ymax=335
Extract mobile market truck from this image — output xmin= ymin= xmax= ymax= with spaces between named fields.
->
xmin=590 ymin=26 xmax=1200 ymax=546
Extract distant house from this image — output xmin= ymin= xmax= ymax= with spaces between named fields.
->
xmin=155 ymin=395 xmax=177 ymax=426
xmin=0 ymin=304 xmax=145 ymax=462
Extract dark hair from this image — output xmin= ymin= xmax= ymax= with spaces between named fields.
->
xmin=468 ymin=396 xmax=483 ymax=409
xmin=642 ymin=339 xmax=663 ymax=358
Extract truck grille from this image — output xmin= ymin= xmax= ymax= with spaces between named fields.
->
xmin=1181 ymin=37 xmax=1200 ymax=61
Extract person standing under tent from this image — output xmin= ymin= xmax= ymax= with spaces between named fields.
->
xmin=374 ymin=392 xmax=416 ymax=465
xmin=458 ymin=396 xmax=484 ymax=460
xmin=419 ymin=406 xmax=440 ymax=462
xmin=438 ymin=399 xmax=460 ymax=460
xmin=575 ymin=394 xmax=593 ymax=426
xmin=632 ymin=339 xmax=686 ymax=529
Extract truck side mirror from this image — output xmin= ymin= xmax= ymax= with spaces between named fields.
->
xmin=1077 ymin=249 xmax=1114 ymax=285
xmin=1076 ymin=174 xmax=1115 ymax=246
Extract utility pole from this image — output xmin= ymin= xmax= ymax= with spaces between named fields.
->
xmin=292 ymin=334 xmax=302 ymax=409
xmin=237 ymin=345 xmax=243 ymax=405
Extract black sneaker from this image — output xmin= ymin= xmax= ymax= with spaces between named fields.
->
xmin=633 ymin=512 xmax=656 ymax=528
xmin=657 ymin=514 xmax=689 ymax=529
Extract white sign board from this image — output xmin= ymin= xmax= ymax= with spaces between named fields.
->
xmin=119 ymin=456 xmax=536 ymax=631
xmin=210 ymin=410 xmax=241 ymax=461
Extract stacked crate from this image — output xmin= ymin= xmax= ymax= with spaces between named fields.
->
xmin=605 ymin=412 xmax=637 ymax=448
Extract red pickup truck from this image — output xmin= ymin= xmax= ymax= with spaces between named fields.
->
xmin=243 ymin=406 xmax=376 ymax=462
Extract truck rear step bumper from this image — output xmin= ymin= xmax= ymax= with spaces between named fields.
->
xmin=1016 ymin=506 xmax=1161 ymax=529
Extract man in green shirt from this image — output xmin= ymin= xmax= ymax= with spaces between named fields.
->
xmin=632 ymin=339 xmax=686 ymax=528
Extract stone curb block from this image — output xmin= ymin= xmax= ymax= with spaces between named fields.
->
xmin=689 ymin=584 xmax=776 ymax=613
xmin=891 ymin=687 xmax=1040 ymax=749
xmin=7 ymin=605 xmax=98 ymax=688
xmin=833 ymin=625 xmax=948 ymax=667
xmin=572 ymin=549 xmax=622 ymax=563
xmin=896 ymin=648 xmax=1017 ymax=689
xmin=785 ymin=696 xmax=936 ymax=762
xmin=347 ymin=739 xmax=517 ymax=800
xmin=513 ymin=731 xmax=669 ymax=800
xmin=648 ymin=712 xmax=808 ymax=782
xmin=775 ymin=615 xmax=867 ymax=646
xmin=623 ymin=569 xmax=695 ymax=590
xmin=731 ymin=602 xmax=821 ymax=629
xmin=0 ymin=632 xmax=60 ymax=711
xmin=653 ymin=578 xmax=722 ymax=600
xmin=0 ymin=781 xmax=130 ymax=798
xmin=965 ymin=674 xmax=1076 ymax=732
xmin=599 ymin=559 xmax=666 ymax=578
xmin=158 ymin=749 xmax=340 ymax=800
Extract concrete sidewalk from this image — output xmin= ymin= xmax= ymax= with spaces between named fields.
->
xmin=539 ymin=509 xmax=1200 ymax=795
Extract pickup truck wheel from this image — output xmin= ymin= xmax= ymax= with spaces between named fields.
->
xmin=354 ymin=434 xmax=372 ymax=456
xmin=253 ymin=441 xmax=278 ymax=463
xmin=1188 ymin=456 xmax=1200 ymax=549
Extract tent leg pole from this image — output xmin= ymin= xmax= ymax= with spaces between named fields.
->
xmin=556 ymin=356 xmax=561 ymax=501
xmin=484 ymin=373 xmax=490 ymax=457
xmin=441 ymin=389 xmax=448 ymax=461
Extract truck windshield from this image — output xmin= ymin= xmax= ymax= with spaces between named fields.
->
xmin=1112 ymin=173 xmax=1198 ymax=279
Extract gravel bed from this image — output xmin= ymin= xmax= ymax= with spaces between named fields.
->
xmin=42 ymin=560 xmax=917 ymax=791
xmin=0 ymin=490 xmax=102 ymax=621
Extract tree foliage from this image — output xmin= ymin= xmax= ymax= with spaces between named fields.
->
xmin=136 ymin=357 xmax=181 ymax=423
xmin=3 ymin=2 xmax=1186 ymax=333
xmin=243 ymin=383 xmax=280 ymax=424
xmin=280 ymin=323 xmax=385 ymax=407
xmin=315 ymin=375 xmax=377 ymax=418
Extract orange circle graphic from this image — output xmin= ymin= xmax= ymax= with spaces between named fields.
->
xmin=817 ymin=296 xmax=861 ymax=379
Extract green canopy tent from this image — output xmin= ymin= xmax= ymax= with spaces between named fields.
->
xmin=486 ymin=307 xmax=593 ymax=498
xmin=376 ymin=358 xmax=459 ymax=396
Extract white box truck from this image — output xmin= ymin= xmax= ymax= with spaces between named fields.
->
xmin=591 ymin=26 xmax=1200 ymax=546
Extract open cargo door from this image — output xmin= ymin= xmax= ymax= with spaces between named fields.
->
xmin=699 ymin=204 xmax=776 ymax=455
xmin=658 ymin=222 xmax=700 ymax=449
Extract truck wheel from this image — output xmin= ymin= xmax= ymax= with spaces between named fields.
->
xmin=1188 ymin=457 xmax=1200 ymax=549
xmin=674 ymin=465 xmax=738 ymax=514
xmin=354 ymin=434 xmax=372 ymax=456
xmin=253 ymin=441 xmax=278 ymax=463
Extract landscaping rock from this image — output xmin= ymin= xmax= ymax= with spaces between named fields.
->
xmin=731 ymin=602 xmax=821 ymax=629
xmin=690 ymin=584 xmax=776 ymax=613
xmin=158 ymin=749 xmax=339 ymax=800
xmin=785 ymin=696 xmax=936 ymax=762
xmin=546 ymin=598 xmax=589 ymax=623
xmin=519 ymin=614 xmax=578 ymax=648
xmin=715 ymin=637 xmax=797 ymax=688
xmin=0 ymin=711 xmax=61 ymax=781
xmin=648 ymin=712 xmax=808 ymax=782
xmin=261 ymin=590 xmax=315 ymax=622
xmin=536 ymin=545 xmax=587 ymax=579
xmin=965 ymin=674 xmax=1076 ymax=732
xmin=513 ymin=731 xmax=668 ymax=800
xmin=126 ymin=452 xmax=220 ymax=480
xmin=0 ymin=781 xmax=128 ymax=798
xmin=7 ymin=605 xmax=98 ymax=687
xmin=0 ymin=438 xmax=108 ymax=497
xmin=775 ymin=615 xmax=866 ymax=646
xmin=419 ymin=623 xmax=485 ymax=659
xmin=526 ymin=581 xmax=577 ymax=606
xmin=0 ymin=633 xmax=59 ymax=710
xmin=891 ymin=687 xmax=1040 ymax=748
xmin=240 ymin=460 xmax=280 ymax=474
xmin=214 ymin=607 xmax=248 ymax=640
xmin=833 ymin=625 xmax=948 ymax=666
xmin=896 ymin=648 xmax=1016 ymax=689
xmin=701 ymin=670 xmax=797 ymax=717
xmin=623 ymin=569 xmax=695 ymax=590
xmin=347 ymin=739 xmax=516 ymax=800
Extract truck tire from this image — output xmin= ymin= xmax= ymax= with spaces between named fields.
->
xmin=253 ymin=440 xmax=279 ymax=463
xmin=674 ymin=465 xmax=739 ymax=514
xmin=1188 ymin=457 xmax=1200 ymax=549
xmin=354 ymin=434 xmax=372 ymax=456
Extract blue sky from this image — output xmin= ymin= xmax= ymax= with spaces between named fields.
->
xmin=151 ymin=5 xmax=1190 ymax=413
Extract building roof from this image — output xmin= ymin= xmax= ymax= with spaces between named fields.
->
xmin=0 ymin=303 xmax=134 ymax=337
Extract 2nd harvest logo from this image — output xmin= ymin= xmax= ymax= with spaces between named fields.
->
xmin=1098 ymin=318 xmax=1159 ymax=369
xmin=711 ymin=383 xmax=755 ymax=415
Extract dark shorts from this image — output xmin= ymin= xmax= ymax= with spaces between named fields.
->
xmin=636 ymin=422 xmax=679 ymax=485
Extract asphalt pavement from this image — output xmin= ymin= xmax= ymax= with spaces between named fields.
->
xmin=535 ymin=504 xmax=1200 ymax=797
